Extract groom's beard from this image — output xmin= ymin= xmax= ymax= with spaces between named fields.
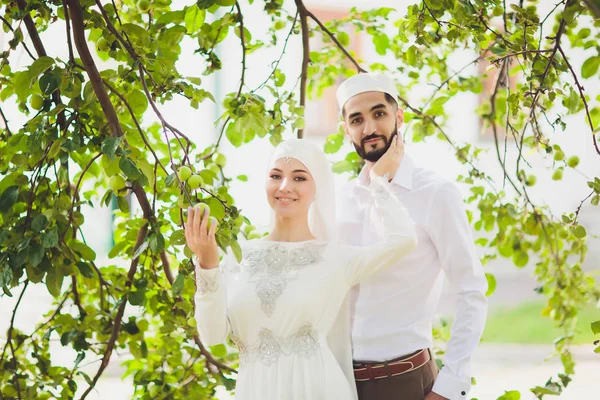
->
xmin=353 ymin=123 xmax=398 ymax=163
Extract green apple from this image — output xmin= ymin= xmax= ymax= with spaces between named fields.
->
xmin=188 ymin=174 xmax=204 ymax=190
xmin=553 ymin=151 xmax=564 ymax=161
xmin=194 ymin=203 xmax=210 ymax=216
xmin=525 ymin=175 xmax=536 ymax=187
xmin=567 ymin=156 xmax=580 ymax=168
xmin=109 ymin=175 xmax=126 ymax=191
xmin=216 ymin=0 xmax=236 ymax=6
xmin=137 ymin=0 xmax=151 ymax=12
xmin=208 ymin=164 xmax=221 ymax=175
xmin=97 ymin=38 xmax=110 ymax=52
xmin=552 ymin=169 xmax=563 ymax=181
xmin=233 ymin=215 xmax=243 ymax=228
xmin=208 ymin=216 xmax=218 ymax=229
xmin=177 ymin=166 xmax=192 ymax=182
xmin=213 ymin=153 xmax=227 ymax=167
xmin=30 ymin=94 xmax=44 ymax=110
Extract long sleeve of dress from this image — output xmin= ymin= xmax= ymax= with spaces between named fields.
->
xmin=194 ymin=255 xmax=231 ymax=346
xmin=345 ymin=175 xmax=418 ymax=286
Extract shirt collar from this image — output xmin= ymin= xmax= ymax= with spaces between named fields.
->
xmin=357 ymin=154 xmax=414 ymax=190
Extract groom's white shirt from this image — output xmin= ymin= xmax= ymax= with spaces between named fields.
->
xmin=337 ymin=154 xmax=488 ymax=400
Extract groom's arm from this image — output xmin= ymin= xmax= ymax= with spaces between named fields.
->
xmin=426 ymin=182 xmax=488 ymax=400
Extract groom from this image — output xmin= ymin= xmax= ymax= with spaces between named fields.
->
xmin=336 ymin=73 xmax=488 ymax=400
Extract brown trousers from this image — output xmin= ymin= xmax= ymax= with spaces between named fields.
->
xmin=355 ymin=353 xmax=439 ymax=400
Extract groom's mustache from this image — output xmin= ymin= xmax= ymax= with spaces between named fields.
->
xmin=361 ymin=133 xmax=387 ymax=146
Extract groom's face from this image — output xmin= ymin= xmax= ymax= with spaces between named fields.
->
xmin=342 ymin=92 xmax=403 ymax=163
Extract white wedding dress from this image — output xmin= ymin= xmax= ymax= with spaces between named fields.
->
xmin=194 ymin=176 xmax=417 ymax=400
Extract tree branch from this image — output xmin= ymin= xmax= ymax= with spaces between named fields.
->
xmin=234 ymin=1 xmax=246 ymax=98
xmin=253 ymin=11 xmax=299 ymax=92
xmin=79 ymin=225 xmax=149 ymax=399
xmin=300 ymin=2 xmax=366 ymax=73
xmin=0 ymin=14 xmax=36 ymax=60
xmin=557 ymin=45 xmax=600 ymax=155
xmin=67 ymin=0 xmax=123 ymax=138
xmin=0 ymin=105 xmax=12 ymax=137
xmin=16 ymin=0 xmax=66 ymax=131
xmin=62 ymin=0 xmax=76 ymax=64
xmin=294 ymin=0 xmax=310 ymax=138
xmin=102 ymin=79 xmax=169 ymax=175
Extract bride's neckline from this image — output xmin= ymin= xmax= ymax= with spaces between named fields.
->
xmin=258 ymin=238 xmax=320 ymax=244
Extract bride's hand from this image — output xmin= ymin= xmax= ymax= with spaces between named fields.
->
xmin=369 ymin=134 xmax=404 ymax=181
xmin=184 ymin=205 xmax=219 ymax=269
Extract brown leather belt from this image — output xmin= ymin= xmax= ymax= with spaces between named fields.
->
xmin=353 ymin=349 xmax=431 ymax=382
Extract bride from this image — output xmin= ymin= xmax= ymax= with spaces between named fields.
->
xmin=184 ymin=137 xmax=417 ymax=399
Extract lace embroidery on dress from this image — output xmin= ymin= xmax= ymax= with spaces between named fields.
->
xmin=231 ymin=323 xmax=319 ymax=367
xmin=195 ymin=270 xmax=219 ymax=295
xmin=238 ymin=243 xmax=326 ymax=317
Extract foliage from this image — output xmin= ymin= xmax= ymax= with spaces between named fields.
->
xmin=0 ymin=0 xmax=599 ymax=399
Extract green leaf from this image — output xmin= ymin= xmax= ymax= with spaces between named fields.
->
xmin=39 ymin=74 xmax=60 ymax=95
xmin=28 ymin=244 xmax=45 ymax=267
xmin=156 ymin=10 xmax=185 ymax=26
xmin=171 ymin=229 xmax=187 ymax=246
xmin=591 ymin=320 xmax=600 ymax=335
xmin=592 ymin=195 xmax=599 ymax=206
xmin=497 ymin=390 xmax=521 ymax=400
xmin=210 ymin=343 xmax=227 ymax=357
xmin=125 ymin=90 xmax=148 ymax=115
xmin=172 ymin=273 xmax=185 ymax=297
xmin=42 ymin=228 xmax=59 ymax=248
xmin=324 ymin=133 xmax=344 ymax=154
xmin=102 ymin=137 xmax=121 ymax=157
xmin=567 ymin=88 xmax=580 ymax=114
xmin=337 ymin=31 xmax=350 ymax=47
xmin=128 ymin=289 xmax=146 ymax=306
xmin=573 ymin=225 xmax=586 ymax=238
xmin=31 ymin=214 xmax=48 ymax=233
xmin=226 ymin=119 xmax=243 ymax=147
xmin=117 ymin=196 xmax=130 ymax=213
xmin=119 ymin=157 xmax=142 ymax=180
xmin=373 ymin=34 xmax=390 ymax=56
xmin=196 ymin=0 xmax=216 ymax=9
xmin=0 ymin=186 xmax=19 ymax=213
xmin=72 ymin=241 xmax=96 ymax=261
xmin=28 ymin=56 xmax=55 ymax=78
xmin=26 ymin=264 xmax=45 ymax=283
xmin=185 ymin=6 xmax=206 ymax=33
xmin=230 ymin=240 xmax=243 ymax=263
xmin=46 ymin=267 xmax=64 ymax=297
xmin=76 ymin=262 xmax=94 ymax=279
xmin=581 ymin=56 xmax=600 ymax=79
xmin=133 ymin=240 xmax=149 ymax=260
xmin=485 ymin=273 xmax=496 ymax=297
xmin=237 ymin=175 xmax=248 ymax=182
xmin=332 ymin=160 xmax=354 ymax=174
xmin=512 ymin=251 xmax=529 ymax=268
xmin=149 ymin=232 xmax=165 ymax=254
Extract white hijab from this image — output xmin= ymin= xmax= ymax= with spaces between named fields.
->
xmin=266 ymin=139 xmax=337 ymax=242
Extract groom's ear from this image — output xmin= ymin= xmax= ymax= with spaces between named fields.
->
xmin=396 ymin=107 xmax=404 ymax=128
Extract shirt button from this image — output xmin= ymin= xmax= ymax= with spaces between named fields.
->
xmin=461 ymin=391 xmax=466 ymax=396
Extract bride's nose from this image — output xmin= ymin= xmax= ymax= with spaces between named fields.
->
xmin=279 ymin=178 xmax=293 ymax=192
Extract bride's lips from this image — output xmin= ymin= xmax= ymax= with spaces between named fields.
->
xmin=276 ymin=197 xmax=298 ymax=203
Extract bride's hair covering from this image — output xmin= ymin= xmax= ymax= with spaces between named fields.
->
xmin=267 ymin=138 xmax=337 ymax=241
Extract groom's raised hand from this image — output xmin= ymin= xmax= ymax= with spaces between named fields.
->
xmin=369 ymin=134 xmax=404 ymax=181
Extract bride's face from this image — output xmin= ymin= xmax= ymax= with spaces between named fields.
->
xmin=266 ymin=157 xmax=316 ymax=219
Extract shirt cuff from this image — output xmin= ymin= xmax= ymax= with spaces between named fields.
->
xmin=432 ymin=367 xmax=471 ymax=400
xmin=193 ymin=258 xmax=220 ymax=295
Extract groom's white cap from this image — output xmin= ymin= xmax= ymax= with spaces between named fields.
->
xmin=336 ymin=72 xmax=399 ymax=112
